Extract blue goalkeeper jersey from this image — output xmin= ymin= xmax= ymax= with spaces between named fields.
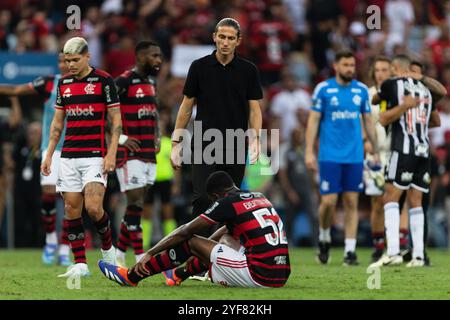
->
xmin=311 ymin=78 xmax=371 ymax=163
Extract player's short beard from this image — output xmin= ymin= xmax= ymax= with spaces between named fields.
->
xmin=144 ymin=64 xmax=158 ymax=77
xmin=339 ymin=72 xmax=354 ymax=83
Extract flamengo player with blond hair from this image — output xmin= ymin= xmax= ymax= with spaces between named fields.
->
xmin=41 ymin=37 xmax=122 ymax=277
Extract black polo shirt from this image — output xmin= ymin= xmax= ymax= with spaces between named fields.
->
xmin=183 ymin=51 xmax=263 ymax=144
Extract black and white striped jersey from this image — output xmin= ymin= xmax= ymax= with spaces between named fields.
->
xmin=378 ymin=77 xmax=434 ymax=158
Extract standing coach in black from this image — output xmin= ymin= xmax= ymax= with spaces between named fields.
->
xmin=170 ymin=18 xmax=263 ymax=218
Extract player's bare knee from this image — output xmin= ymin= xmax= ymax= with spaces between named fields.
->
xmin=85 ymin=204 xmax=103 ymax=219
xmin=321 ymin=196 xmax=337 ymax=209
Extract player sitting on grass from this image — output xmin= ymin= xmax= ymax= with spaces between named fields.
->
xmin=99 ymin=171 xmax=291 ymax=288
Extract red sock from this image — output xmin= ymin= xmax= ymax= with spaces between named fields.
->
xmin=125 ymin=205 xmax=143 ymax=255
xmin=65 ymin=218 xmax=86 ymax=264
xmin=372 ymin=232 xmax=385 ymax=250
xmin=128 ymin=241 xmax=191 ymax=283
xmin=60 ymin=223 xmax=70 ymax=246
xmin=41 ymin=194 xmax=57 ymax=233
xmin=117 ymin=220 xmax=130 ymax=252
xmin=400 ymin=228 xmax=409 ymax=248
xmin=94 ymin=212 xmax=112 ymax=250
xmin=174 ymin=256 xmax=209 ymax=280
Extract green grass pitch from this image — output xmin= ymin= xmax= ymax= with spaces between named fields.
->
xmin=0 ymin=248 xmax=449 ymax=300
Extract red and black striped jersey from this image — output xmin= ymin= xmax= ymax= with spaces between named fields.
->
xmin=55 ymin=68 xmax=120 ymax=158
xmin=200 ymin=191 xmax=291 ymax=287
xmin=29 ymin=75 xmax=56 ymax=100
xmin=115 ymin=69 xmax=158 ymax=167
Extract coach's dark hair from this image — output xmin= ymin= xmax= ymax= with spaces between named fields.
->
xmin=135 ymin=40 xmax=160 ymax=55
xmin=369 ymin=55 xmax=391 ymax=81
xmin=335 ymin=50 xmax=355 ymax=62
xmin=206 ymin=171 xmax=236 ymax=196
xmin=215 ymin=18 xmax=241 ymax=38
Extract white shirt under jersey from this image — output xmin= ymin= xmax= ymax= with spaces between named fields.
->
xmin=368 ymin=86 xmax=391 ymax=155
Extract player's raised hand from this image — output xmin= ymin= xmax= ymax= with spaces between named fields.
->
xmin=305 ymin=151 xmax=318 ymax=172
xmin=130 ymin=253 xmax=151 ymax=277
xmin=123 ymin=137 xmax=141 ymax=152
xmin=41 ymin=156 xmax=52 ymax=176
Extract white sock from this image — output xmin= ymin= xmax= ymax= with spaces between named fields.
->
xmin=58 ymin=244 xmax=70 ymax=256
xmin=319 ymin=228 xmax=331 ymax=243
xmin=135 ymin=253 xmax=145 ymax=263
xmin=116 ymin=249 xmax=126 ymax=261
xmin=384 ymin=202 xmax=400 ymax=256
xmin=409 ymin=207 xmax=424 ymax=259
xmin=344 ymin=238 xmax=356 ymax=253
xmin=46 ymin=232 xmax=58 ymax=245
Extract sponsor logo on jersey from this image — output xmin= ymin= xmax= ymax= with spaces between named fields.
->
xmin=331 ymin=111 xmax=358 ymax=121
xmin=66 ymin=105 xmax=95 ymax=117
xmin=205 ymin=202 xmax=219 ymax=214
xmin=137 ymin=105 xmax=153 ymax=119
xmin=326 ymin=88 xmax=338 ymax=93
xmin=274 ymin=256 xmax=287 ymax=265
xmin=62 ymin=78 xmax=74 ymax=84
xmin=132 ymin=79 xmax=141 ymax=84
xmin=351 ymin=88 xmax=362 ymax=93
xmin=86 ymin=77 xmax=99 ymax=82
xmin=239 ymin=193 xmax=254 ymax=200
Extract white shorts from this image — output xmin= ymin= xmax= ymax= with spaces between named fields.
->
xmin=56 ymin=157 xmax=107 ymax=193
xmin=209 ymin=244 xmax=263 ymax=288
xmin=116 ymin=160 xmax=156 ymax=192
xmin=41 ymin=149 xmax=61 ymax=186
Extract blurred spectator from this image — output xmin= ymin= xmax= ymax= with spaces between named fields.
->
xmin=103 ymin=34 xmax=135 ymax=77
xmin=0 ymin=96 xmax=21 ymax=233
xmin=81 ymin=5 xmax=105 ymax=68
xmin=278 ymin=126 xmax=318 ymax=246
xmin=270 ymin=70 xmax=311 ymax=142
xmin=306 ymin=0 xmax=343 ymax=75
xmin=13 ymin=121 xmax=43 ymax=247
xmin=249 ymin=0 xmax=295 ymax=85
xmin=385 ymin=0 xmax=415 ymax=54
xmin=429 ymin=24 xmax=450 ymax=69
xmin=430 ymin=96 xmax=450 ymax=148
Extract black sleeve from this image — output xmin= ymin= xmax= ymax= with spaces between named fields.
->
xmin=31 ymin=75 xmax=52 ymax=98
xmin=114 ymin=76 xmax=128 ymax=98
xmin=201 ymin=198 xmax=235 ymax=223
xmin=103 ymin=76 xmax=120 ymax=107
xmin=55 ymin=78 xmax=64 ymax=109
xmin=183 ymin=61 xmax=199 ymax=98
xmin=379 ymin=79 xmax=397 ymax=109
xmin=247 ymin=63 xmax=263 ymax=100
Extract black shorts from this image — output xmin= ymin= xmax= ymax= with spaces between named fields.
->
xmin=145 ymin=180 xmax=172 ymax=204
xmin=385 ymin=150 xmax=431 ymax=193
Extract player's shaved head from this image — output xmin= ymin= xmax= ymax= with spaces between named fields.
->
xmin=63 ymin=37 xmax=88 ymax=55
xmin=391 ymin=54 xmax=411 ymax=72
xmin=206 ymin=171 xmax=236 ymax=197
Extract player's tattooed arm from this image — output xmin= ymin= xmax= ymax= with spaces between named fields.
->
xmin=421 ymin=76 xmax=447 ymax=101
xmin=106 ymin=106 xmax=122 ymax=156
